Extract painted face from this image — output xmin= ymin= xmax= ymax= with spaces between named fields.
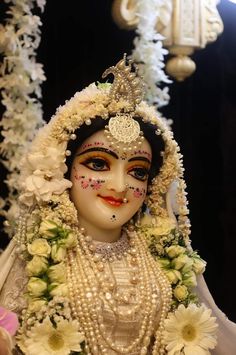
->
xmin=70 ymin=129 xmax=152 ymax=235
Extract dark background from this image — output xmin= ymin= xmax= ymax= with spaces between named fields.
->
xmin=1 ymin=0 xmax=236 ymax=321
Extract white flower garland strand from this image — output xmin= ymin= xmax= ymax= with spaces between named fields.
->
xmin=131 ymin=0 xmax=172 ymax=110
xmin=0 ymin=0 xmax=46 ymax=234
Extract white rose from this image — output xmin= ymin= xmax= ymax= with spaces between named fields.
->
xmin=183 ymin=271 xmax=197 ymax=287
xmin=166 ymin=269 xmax=182 ymax=285
xmin=173 ymin=284 xmax=189 ymax=301
xmin=172 ymin=254 xmax=193 ymax=270
xmin=62 ymin=232 xmax=77 ymax=248
xmin=27 ymin=239 xmax=51 ymax=257
xmin=39 ymin=220 xmax=58 ymax=238
xmin=27 ymin=277 xmax=47 ymax=297
xmin=192 ymin=257 xmax=206 ymax=274
xmin=28 ymin=299 xmax=47 ymax=313
xmin=26 ymin=256 xmax=48 ymax=276
xmin=140 ymin=215 xmax=176 ymax=236
xmin=48 ymin=263 xmax=66 ymax=283
xmin=166 ymin=245 xmax=186 ymax=259
xmin=50 ymin=283 xmax=68 ymax=297
xmin=51 ymin=244 xmax=67 ymax=262
xmin=158 ymin=258 xmax=171 ymax=269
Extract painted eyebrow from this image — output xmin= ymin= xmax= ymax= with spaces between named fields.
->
xmin=128 ymin=156 xmax=151 ymax=164
xmin=76 ymin=147 xmax=118 ymax=159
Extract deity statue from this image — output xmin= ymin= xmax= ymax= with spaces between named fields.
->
xmin=0 ymin=55 xmax=235 ymax=354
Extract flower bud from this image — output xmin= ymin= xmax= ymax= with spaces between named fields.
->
xmin=192 ymin=257 xmax=206 ymax=274
xmin=183 ymin=271 xmax=197 ymax=287
xmin=51 ymin=244 xmax=67 ymax=262
xmin=173 ymin=284 xmax=189 ymax=301
xmin=166 ymin=270 xmax=182 ymax=285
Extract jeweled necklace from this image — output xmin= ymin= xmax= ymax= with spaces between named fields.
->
xmin=66 ymin=226 xmax=172 ymax=355
xmin=80 ymin=228 xmax=131 ymax=262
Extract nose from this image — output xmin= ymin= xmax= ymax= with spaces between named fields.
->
xmin=106 ymin=168 xmax=127 ymax=193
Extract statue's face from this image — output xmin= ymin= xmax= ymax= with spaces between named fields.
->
xmin=70 ymin=129 xmax=152 ymax=233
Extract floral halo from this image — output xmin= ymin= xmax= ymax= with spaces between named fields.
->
xmin=13 ymin=57 xmax=218 ymax=355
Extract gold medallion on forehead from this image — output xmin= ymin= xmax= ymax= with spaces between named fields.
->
xmin=102 ymin=54 xmax=145 ymax=151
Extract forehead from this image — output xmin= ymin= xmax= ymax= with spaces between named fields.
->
xmin=76 ymin=129 xmax=152 ymax=158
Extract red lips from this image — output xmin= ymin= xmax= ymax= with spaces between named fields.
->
xmin=99 ymin=195 xmax=124 ymax=207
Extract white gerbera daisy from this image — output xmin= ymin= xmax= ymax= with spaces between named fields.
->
xmin=23 ymin=317 xmax=84 ymax=355
xmin=163 ymin=303 xmax=218 ymax=355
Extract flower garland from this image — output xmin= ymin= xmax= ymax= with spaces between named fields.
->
xmin=131 ymin=0 xmax=172 ymax=110
xmin=16 ymin=218 xmax=85 ymax=354
xmin=0 ymin=0 xmax=46 ymax=235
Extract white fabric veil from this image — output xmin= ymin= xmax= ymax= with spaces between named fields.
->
xmin=166 ymin=181 xmax=236 ymax=354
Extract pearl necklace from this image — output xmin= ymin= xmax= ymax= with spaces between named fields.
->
xmin=66 ymin=226 xmax=172 ymax=355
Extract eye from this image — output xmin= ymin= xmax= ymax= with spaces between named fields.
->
xmin=82 ymin=157 xmax=109 ymax=171
xmin=128 ymin=167 xmax=149 ymax=181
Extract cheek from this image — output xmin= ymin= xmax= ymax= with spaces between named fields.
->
xmin=72 ymin=166 xmax=105 ymax=191
xmin=127 ymin=182 xmax=147 ymax=200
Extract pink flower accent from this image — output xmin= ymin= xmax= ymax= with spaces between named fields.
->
xmin=0 ymin=307 xmax=19 ymax=336
xmin=81 ymin=180 xmax=89 ymax=189
xmin=133 ymin=188 xmax=144 ymax=198
xmin=91 ymin=180 xmax=102 ymax=190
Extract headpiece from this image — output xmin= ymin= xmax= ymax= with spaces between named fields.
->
xmin=102 ymin=54 xmax=145 ymax=151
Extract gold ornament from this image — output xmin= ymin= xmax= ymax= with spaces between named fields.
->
xmin=102 ymin=54 xmax=145 ymax=150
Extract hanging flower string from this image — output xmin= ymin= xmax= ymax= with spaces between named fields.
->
xmin=131 ymin=0 xmax=172 ymax=108
xmin=0 ymin=0 xmax=46 ymax=235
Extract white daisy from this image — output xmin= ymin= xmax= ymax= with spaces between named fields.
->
xmin=163 ymin=303 xmax=218 ymax=355
xmin=23 ymin=317 xmax=84 ymax=355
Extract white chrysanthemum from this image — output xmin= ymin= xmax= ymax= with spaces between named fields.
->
xmin=163 ymin=304 xmax=218 ymax=355
xmin=23 ymin=317 xmax=84 ymax=355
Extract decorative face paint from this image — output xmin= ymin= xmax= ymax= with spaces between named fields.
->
xmin=73 ymin=171 xmax=105 ymax=191
xmin=70 ymin=129 xmax=152 ymax=239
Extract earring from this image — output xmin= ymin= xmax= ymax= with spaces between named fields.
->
xmin=123 ymin=198 xmax=128 ymax=203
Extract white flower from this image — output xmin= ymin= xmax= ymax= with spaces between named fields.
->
xmin=26 ymin=145 xmax=67 ymax=176
xmin=26 ymin=256 xmax=48 ymax=276
xmin=173 ymin=284 xmax=189 ymax=301
xmin=182 ymin=271 xmax=197 ymax=287
xmin=166 ymin=245 xmax=186 ymax=259
xmin=28 ymin=299 xmax=47 ymax=313
xmin=61 ymin=232 xmax=77 ymax=248
xmin=48 ymin=263 xmax=66 ymax=283
xmin=28 ymin=239 xmax=51 ymax=257
xmin=163 ymin=304 xmax=218 ymax=355
xmin=172 ymin=254 xmax=193 ymax=271
xmin=39 ymin=220 xmax=58 ymax=238
xmin=51 ymin=245 xmax=67 ymax=263
xmin=23 ymin=171 xmax=72 ymax=203
xmin=23 ymin=316 xmax=84 ymax=355
xmin=50 ymin=283 xmax=68 ymax=297
xmin=74 ymin=82 xmax=100 ymax=103
xmin=166 ymin=269 xmax=182 ymax=285
xmin=27 ymin=277 xmax=47 ymax=297
xmin=192 ymin=257 xmax=206 ymax=275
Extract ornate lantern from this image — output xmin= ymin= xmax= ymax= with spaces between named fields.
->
xmin=112 ymin=0 xmax=224 ymax=81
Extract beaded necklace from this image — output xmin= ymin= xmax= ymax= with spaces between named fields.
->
xmin=66 ymin=226 xmax=172 ymax=354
